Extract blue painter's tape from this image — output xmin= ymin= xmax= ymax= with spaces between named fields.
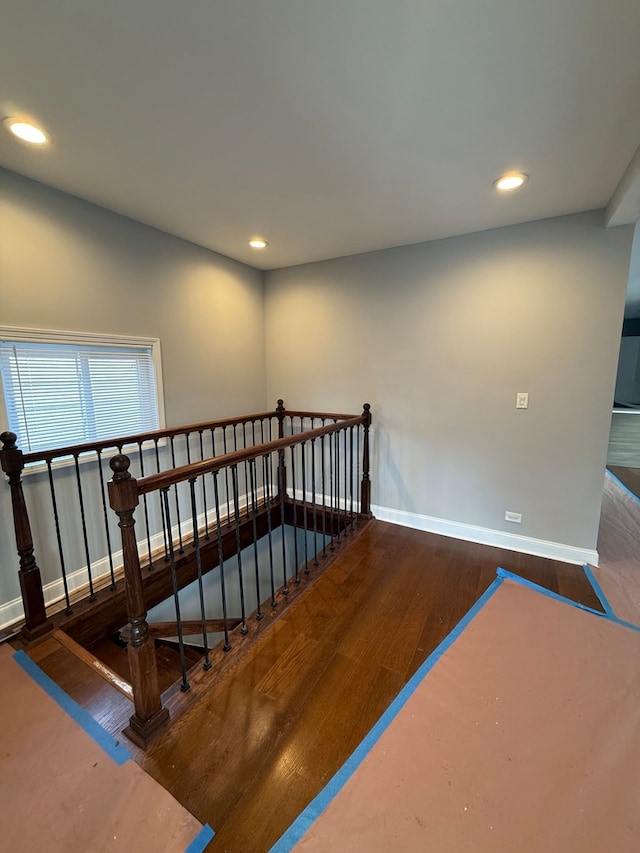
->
xmin=13 ymin=649 xmax=131 ymax=766
xmin=184 ymin=823 xmax=215 ymax=853
xmin=496 ymin=568 xmax=640 ymax=634
xmin=606 ymin=468 xmax=640 ymax=505
xmin=582 ymin=564 xmax=615 ymax=618
xmin=269 ymin=575 xmax=505 ymax=853
xmin=495 ymin=567 xmax=607 ymax=617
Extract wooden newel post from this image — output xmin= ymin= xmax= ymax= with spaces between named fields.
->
xmin=276 ymin=399 xmax=286 ymax=439
xmin=1 ymin=431 xmax=52 ymax=639
xmin=108 ymin=454 xmax=169 ymax=748
xmin=360 ymin=404 xmax=372 ymax=516
xmin=276 ymin=398 xmax=287 ymax=498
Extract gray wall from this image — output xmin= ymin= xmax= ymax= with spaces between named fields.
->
xmin=0 ymin=168 xmax=266 ymax=423
xmin=0 ymin=168 xmax=266 ymax=613
xmin=265 ymin=211 xmax=633 ymax=553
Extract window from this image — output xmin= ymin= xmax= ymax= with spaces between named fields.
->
xmin=0 ymin=327 xmax=164 ymax=453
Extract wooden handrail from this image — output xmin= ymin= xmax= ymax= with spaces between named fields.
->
xmin=20 ymin=409 xmax=281 ymax=465
xmin=132 ymin=416 xmax=365 ymax=496
xmin=280 ymin=409 xmax=365 ymax=421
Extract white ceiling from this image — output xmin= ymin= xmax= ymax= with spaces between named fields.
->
xmin=1 ymin=1 xmax=640 ymax=270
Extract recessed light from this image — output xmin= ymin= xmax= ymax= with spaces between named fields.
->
xmin=493 ymin=172 xmax=528 ymax=192
xmin=249 ymin=238 xmax=268 ymax=249
xmin=3 ymin=116 xmax=50 ymax=145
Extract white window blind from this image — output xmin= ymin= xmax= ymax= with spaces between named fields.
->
xmin=0 ymin=333 xmax=161 ymax=453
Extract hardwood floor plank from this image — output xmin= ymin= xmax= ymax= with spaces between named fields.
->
xmin=608 ymin=465 xmax=640 ymax=499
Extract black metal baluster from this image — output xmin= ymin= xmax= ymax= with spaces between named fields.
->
xmin=335 ymin=425 xmax=342 ymax=543
xmin=311 ymin=437 xmax=319 ymax=566
xmin=199 ymin=431 xmax=210 ymax=540
xmin=222 ymin=426 xmax=231 ymax=522
xmin=263 ymin=454 xmax=277 ymax=606
xmin=154 ymin=438 xmax=170 ymax=560
xmin=320 ymin=422 xmax=328 ymax=557
xmin=188 ymin=478 xmax=211 ymax=671
xmin=328 ymin=431 xmax=336 ymax=549
xmin=290 ymin=444 xmax=299 ymax=584
xmin=160 ymin=488 xmax=190 ymax=691
xmin=74 ymin=454 xmax=96 ymax=601
xmin=349 ymin=426 xmax=355 ymax=528
xmin=185 ymin=433 xmax=196 ymax=550
xmin=231 ymin=465 xmax=249 ymax=634
xmin=301 ymin=442 xmax=309 ymax=573
xmin=47 ymin=460 xmax=72 ymax=613
xmin=210 ymin=427 xmax=218 ymax=463
xmin=242 ymin=422 xmax=250 ymax=517
xmin=212 ymin=471 xmax=231 ymax=651
xmin=135 ymin=442 xmax=153 ymax=570
xmin=231 ymin=426 xmax=238 ymax=509
xmin=169 ymin=436 xmax=184 ymax=554
xmin=249 ymin=458 xmax=263 ymax=620
xmin=357 ymin=424 xmax=362 ymax=517
xmin=95 ymin=449 xmax=117 ymax=588
xmin=340 ymin=425 xmax=345 ymax=538
xmin=279 ymin=450 xmax=289 ymax=595
xmin=337 ymin=426 xmax=343 ymax=536
xmin=268 ymin=417 xmax=275 ymax=500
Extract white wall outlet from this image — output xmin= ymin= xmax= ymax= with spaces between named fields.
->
xmin=516 ymin=392 xmax=529 ymax=409
xmin=505 ymin=510 xmax=522 ymax=523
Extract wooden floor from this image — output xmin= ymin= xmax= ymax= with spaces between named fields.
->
xmin=607 ymin=411 xmax=640 ymax=467
xmin=608 ymin=465 xmax=640 ymax=499
xmin=21 ymin=520 xmax=601 ymax=852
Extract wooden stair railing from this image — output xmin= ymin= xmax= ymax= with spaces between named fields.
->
xmin=2 ymin=401 xmax=371 ymax=747
xmin=107 ymin=405 xmax=371 ymax=748
xmin=0 ymin=406 xmax=285 ymax=639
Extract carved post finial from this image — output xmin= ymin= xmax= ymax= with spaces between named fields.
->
xmin=1 ymin=431 xmax=17 ymax=452
xmin=110 ymin=453 xmax=131 ymax=481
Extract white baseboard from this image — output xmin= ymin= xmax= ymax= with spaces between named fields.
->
xmin=0 ymin=596 xmax=33 ymax=633
xmin=371 ymin=503 xmax=598 ymax=566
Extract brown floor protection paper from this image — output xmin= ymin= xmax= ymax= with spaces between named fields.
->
xmin=0 ymin=643 xmax=203 ymax=852
xmin=290 ymin=578 xmax=640 ymax=853
xmin=592 ymin=472 xmax=640 ymax=625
